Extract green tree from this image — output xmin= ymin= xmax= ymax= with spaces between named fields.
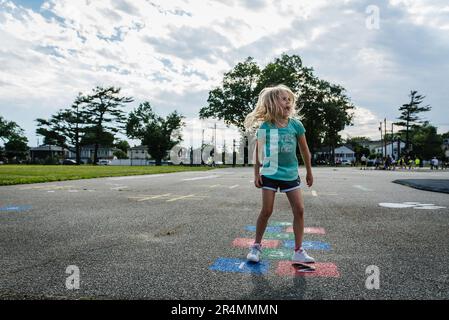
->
xmin=113 ymin=149 xmax=128 ymax=159
xmin=0 ymin=116 xmax=24 ymax=142
xmin=36 ymin=95 xmax=87 ymax=164
xmin=1 ymin=116 xmax=28 ymax=163
xmin=394 ymin=90 xmax=431 ymax=153
xmin=296 ymin=67 xmax=326 ymax=159
xmin=410 ymin=123 xmax=443 ymax=159
xmin=199 ymin=57 xmax=261 ymax=131
xmin=345 ymin=136 xmax=372 ymax=160
xmin=126 ymin=102 xmax=185 ymax=166
xmin=199 ymin=54 xmax=355 ymax=165
xmin=114 ymin=139 xmax=130 ymax=153
xmin=80 ymin=127 xmax=115 ymax=147
xmin=4 ymin=135 xmax=29 ymax=163
xmin=81 ymin=86 xmax=133 ymax=164
xmin=321 ymin=82 xmax=355 ymax=164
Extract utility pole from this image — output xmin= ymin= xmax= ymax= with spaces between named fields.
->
xmin=208 ymin=123 xmax=217 ymax=165
xmin=201 ymin=129 xmax=205 ymax=165
xmin=232 ymin=139 xmax=236 ymax=167
xmin=379 ymin=122 xmax=383 ymax=157
xmin=391 ymin=123 xmax=395 ymax=159
xmin=384 ymin=118 xmax=387 ymax=157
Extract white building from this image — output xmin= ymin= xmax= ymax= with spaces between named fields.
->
xmin=315 ymin=145 xmax=356 ymax=163
xmin=373 ymin=140 xmax=406 ymax=159
xmin=127 ymin=146 xmax=150 ymax=160
xmin=67 ymin=145 xmax=118 ymax=163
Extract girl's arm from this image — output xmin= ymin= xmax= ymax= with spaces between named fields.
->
xmin=298 ymin=135 xmax=313 ymax=187
xmin=253 ymin=139 xmax=263 ymax=188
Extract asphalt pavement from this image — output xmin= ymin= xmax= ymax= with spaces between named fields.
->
xmin=1 ymin=167 xmax=448 ymax=300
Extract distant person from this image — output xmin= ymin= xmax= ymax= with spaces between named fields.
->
xmin=244 ymin=84 xmax=315 ymax=265
xmin=399 ymin=157 xmax=405 ymax=170
xmin=375 ymin=157 xmax=381 ymax=170
xmin=430 ymin=157 xmax=437 ymax=170
xmin=360 ymin=154 xmax=367 ymax=170
xmin=415 ymin=157 xmax=420 ymax=169
xmin=407 ymin=156 xmax=413 ymax=170
xmin=385 ymin=155 xmax=392 ymax=170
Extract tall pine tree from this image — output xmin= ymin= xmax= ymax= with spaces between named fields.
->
xmin=81 ymin=86 xmax=133 ymax=164
xmin=394 ymin=90 xmax=431 ymax=153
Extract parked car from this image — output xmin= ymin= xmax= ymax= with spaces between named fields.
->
xmin=62 ymin=159 xmax=77 ymax=165
xmin=97 ymin=159 xmax=111 ymax=165
xmin=341 ymin=159 xmax=352 ymax=166
xmin=316 ymin=159 xmax=329 ymax=165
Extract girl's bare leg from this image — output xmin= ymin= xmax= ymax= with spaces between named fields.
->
xmin=255 ymin=189 xmax=276 ymax=244
xmin=285 ymin=189 xmax=305 ymax=250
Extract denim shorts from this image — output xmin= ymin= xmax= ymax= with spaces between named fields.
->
xmin=261 ymin=175 xmax=302 ymax=193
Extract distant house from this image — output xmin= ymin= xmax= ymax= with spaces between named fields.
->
xmin=315 ymin=145 xmax=356 ymax=163
xmin=29 ymin=145 xmax=69 ymax=162
xmin=127 ymin=146 xmax=150 ymax=160
xmin=373 ymin=140 xmax=406 ymax=159
xmin=67 ymin=145 xmax=119 ymax=163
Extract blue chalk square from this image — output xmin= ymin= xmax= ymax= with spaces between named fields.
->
xmin=245 ymin=226 xmax=282 ymax=233
xmin=284 ymin=240 xmax=331 ymax=251
xmin=209 ymin=258 xmax=269 ymax=274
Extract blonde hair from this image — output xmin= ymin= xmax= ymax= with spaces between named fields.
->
xmin=244 ymin=84 xmax=299 ymax=131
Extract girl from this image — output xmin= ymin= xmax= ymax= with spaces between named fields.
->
xmin=244 ymin=84 xmax=315 ymax=264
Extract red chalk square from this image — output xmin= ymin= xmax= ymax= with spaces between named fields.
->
xmin=232 ymin=238 xmax=280 ymax=249
xmin=286 ymin=227 xmax=326 ymax=234
xmin=275 ymin=261 xmax=340 ymax=278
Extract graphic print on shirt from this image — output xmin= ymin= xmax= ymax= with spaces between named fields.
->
xmin=280 ymin=134 xmax=295 ymax=154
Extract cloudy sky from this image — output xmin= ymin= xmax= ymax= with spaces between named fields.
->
xmin=1 ymin=0 xmax=448 ymax=149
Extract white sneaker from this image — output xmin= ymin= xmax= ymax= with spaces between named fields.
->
xmin=246 ymin=244 xmax=262 ymax=263
xmin=292 ymin=249 xmax=315 ymax=264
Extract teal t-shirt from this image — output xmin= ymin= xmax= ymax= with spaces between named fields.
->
xmin=256 ymin=117 xmax=306 ymax=181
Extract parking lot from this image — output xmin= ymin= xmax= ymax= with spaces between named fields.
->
xmin=1 ymin=167 xmax=448 ymax=300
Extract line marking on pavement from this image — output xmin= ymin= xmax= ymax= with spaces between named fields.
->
xmin=182 ymin=175 xmax=220 ymax=181
xmin=353 ymin=185 xmax=372 ymax=191
xmin=19 ymin=185 xmax=74 ymax=191
xmin=229 ymin=185 xmax=239 ymax=189
xmin=128 ymin=193 xmax=208 ymax=202
xmin=166 ymin=194 xmax=207 ymax=202
xmin=379 ymin=202 xmax=446 ymax=210
xmin=109 ymin=174 xmax=165 ymax=181
xmin=110 ymin=186 xmax=129 ymax=190
xmin=129 ymin=194 xmax=172 ymax=201
xmin=208 ymin=184 xmax=220 ymax=188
